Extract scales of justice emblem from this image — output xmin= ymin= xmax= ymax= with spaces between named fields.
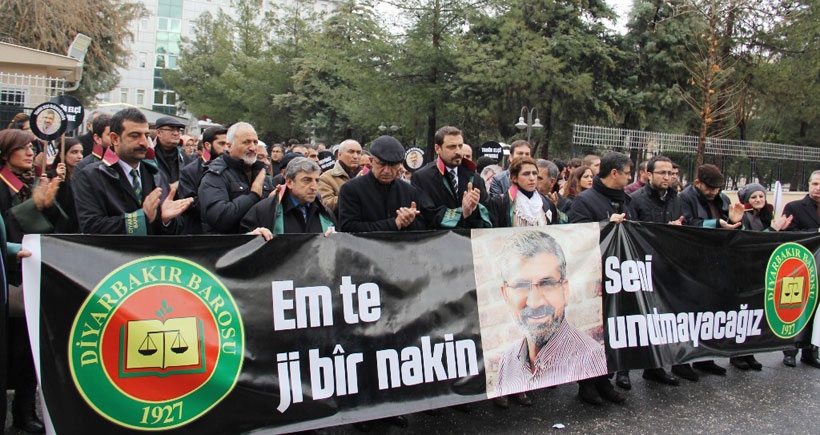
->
xmin=121 ymin=301 xmax=205 ymax=375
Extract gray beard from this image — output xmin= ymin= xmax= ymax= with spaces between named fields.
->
xmin=521 ymin=313 xmax=564 ymax=350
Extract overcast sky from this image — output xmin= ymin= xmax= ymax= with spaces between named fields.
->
xmin=608 ymin=0 xmax=633 ymax=33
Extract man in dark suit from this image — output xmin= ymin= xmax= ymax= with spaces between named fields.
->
xmin=412 ymin=126 xmax=491 ymax=229
xmin=783 ymin=170 xmax=820 ymax=231
xmin=780 ymin=169 xmax=820 ymax=368
xmin=73 ymin=108 xmax=193 ymax=235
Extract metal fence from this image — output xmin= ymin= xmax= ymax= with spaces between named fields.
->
xmin=0 ymin=72 xmax=66 ymax=127
xmin=572 ymin=125 xmax=819 ymax=191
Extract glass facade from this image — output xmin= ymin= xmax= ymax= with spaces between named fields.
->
xmin=153 ymin=0 xmax=183 ymax=114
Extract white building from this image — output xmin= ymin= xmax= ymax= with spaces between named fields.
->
xmin=98 ymin=0 xmax=339 ymax=116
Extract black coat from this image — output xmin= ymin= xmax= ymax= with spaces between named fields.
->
xmin=0 ymin=173 xmax=69 ymax=243
xmin=488 ymin=188 xmax=558 ymax=228
xmin=338 ymin=172 xmax=427 ymax=232
xmin=411 ymin=159 xmax=491 ymax=229
xmin=198 ymin=152 xmax=273 ymax=234
xmin=153 ymin=139 xmax=186 ymax=184
xmin=568 ymin=176 xmax=632 ymax=223
xmin=629 ymin=183 xmax=683 ymax=224
xmin=782 ymin=195 xmax=820 ymax=231
xmin=178 ymin=157 xmax=210 ymax=234
xmin=241 ymin=188 xmax=336 ymax=234
xmin=679 ymin=184 xmax=731 ymax=227
xmin=72 ymin=160 xmax=177 ymax=234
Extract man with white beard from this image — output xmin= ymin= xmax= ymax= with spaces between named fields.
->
xmin=198 ymin=122 xmax=273 ymax=233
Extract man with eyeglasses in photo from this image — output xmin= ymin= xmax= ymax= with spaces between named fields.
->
xmin=495 ymin=230 xmax=607 ymax=396
xmin=152 ymin=116 xmax=188 ymax=186
xmin=338 ymin=135 xmax=428 ymax=232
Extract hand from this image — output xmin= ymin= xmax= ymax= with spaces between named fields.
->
xmin=269 ymin=184 xmax=284 ymax=198
xmin=250 ymin=227 xmax=273 ymax=241
xmin=461 ymin=182 xmax=481 ymax=218
xmin=33 ymin=152 xmax=45 ymax=170
xmin=668 ymin=216 xmax=684 ymax=226
xmin=142 ymin=187 xmax=163 ymax=223
xmin=728 ymin=202 xmax=744 ymax=224
xmin=609 ymin=213 xmax=626 ymax=224
xmin=32 ymin=175 xmax=61 ymax=210
xmin=251 ymin=169 xmax=267 ymax=197
xmin=395 ymin=201 xmax=420 ymax=229
xmin=55 ymin=163 xmax=66 ymax=181
xmin=16 ymin=249 xmax=31 ymax=262
xmin=546 ymin=192 xmax=559 ymax=205
xmin=771 ymin=214 xmax=793 ymax=232
xmin=160 ymin=186 xmax=194 ymax=224
xmin=718 ymin=219 xmax=742 ymax=229
xmin=323 ymin=226 xmax=336 ymax=237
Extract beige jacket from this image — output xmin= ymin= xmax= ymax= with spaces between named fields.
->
xmin=318 ymin=161 xmax=352 ymax=212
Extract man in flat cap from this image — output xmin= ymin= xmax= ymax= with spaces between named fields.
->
xmin=338 ymin=135 xmax=427 ymax=232
xmin=679 ymin=163 xmax=743 ymax=378
xmin=153 ymin=116 xmax=189 ymax=186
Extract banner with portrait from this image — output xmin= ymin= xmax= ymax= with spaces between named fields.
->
xmin=21 ymin=223 xmax=819 ymax=434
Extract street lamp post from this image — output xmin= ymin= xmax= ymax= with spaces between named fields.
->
xmin=515 ymin=106 xmax=543 ymax=143
xmin=378 ymin=123 xmax=400 ymax=134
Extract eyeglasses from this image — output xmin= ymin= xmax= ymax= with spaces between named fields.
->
xmin=653 ymin=171 xmax=673 ymax=177
xmin=505 ymin=277 xmax=563 ymax=294
xmin=158 ymin=127 xmax=182 ymax=133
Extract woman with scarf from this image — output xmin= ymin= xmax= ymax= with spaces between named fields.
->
xmin=731 ymin=183 xmax=792 ymax=371
xmin=0 ymin=129 xmax=64 ymax=434
xmin=489 ymin=156 xmax=559 ymax=228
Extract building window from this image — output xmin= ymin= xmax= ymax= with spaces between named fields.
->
xmin=154 ymin=90 xmax=177 ymax=107
xmin=120 ymin=88 xmax=128 ymax=103
xmin=136 ymin=89 xmax=145 ymax=106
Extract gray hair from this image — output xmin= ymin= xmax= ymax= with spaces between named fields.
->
xmin=227 ymin=122 xmax=255 ymax=145
xmin=536 ymin=159 xmax=558 ymax=179
xmin=500 ymin=230 xmax=567 ymax=283
xmin=339 ymin=139 xmax=361 ymax=153
xmin=285 ymin=157 xmax=320 ymax=180
xmin=810 ymin=170 xmax=820 ymax=184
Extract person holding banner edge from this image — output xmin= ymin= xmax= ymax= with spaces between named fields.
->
xmin=0 ymin=128 xmax=66 ymax=434
xmin=567 ymin=151 xmax=633 ymax=405
xmin=779 ymin=169 xmax=820 ymax=368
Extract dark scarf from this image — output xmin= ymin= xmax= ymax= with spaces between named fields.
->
xmin=592 ymin=176 xmax=627 ymax=203
xmin=15 ymin=169 xmax=36 ymax=201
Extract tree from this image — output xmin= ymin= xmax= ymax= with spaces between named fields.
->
xmin=275 ymin=1 xmax=397 ymax=143
xmin=164 ymin=0 xmax=296 ymax=140
xmin=458 ymin=0 xmax=621 ymax=158
xmin=0 ymin=0 xmax=145 ymax=105
xmin=387 ymin=0 xmax=489 ymax=155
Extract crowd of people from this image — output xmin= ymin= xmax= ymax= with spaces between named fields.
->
xmin=1 ymin=108 xmax=819 ymax=433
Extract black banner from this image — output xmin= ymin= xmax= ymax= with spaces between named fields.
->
xmin=22 ymin=223 xmax=820 ymax=433
xmin=602 ymin=222 xmax=819 ymax=371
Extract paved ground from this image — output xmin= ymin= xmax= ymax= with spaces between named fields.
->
xmin=5 ymin=351 xmax=819 ymax=434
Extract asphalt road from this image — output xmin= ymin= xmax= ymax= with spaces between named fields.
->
xmin=5 ymin=351 xmax=819 ymax=434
